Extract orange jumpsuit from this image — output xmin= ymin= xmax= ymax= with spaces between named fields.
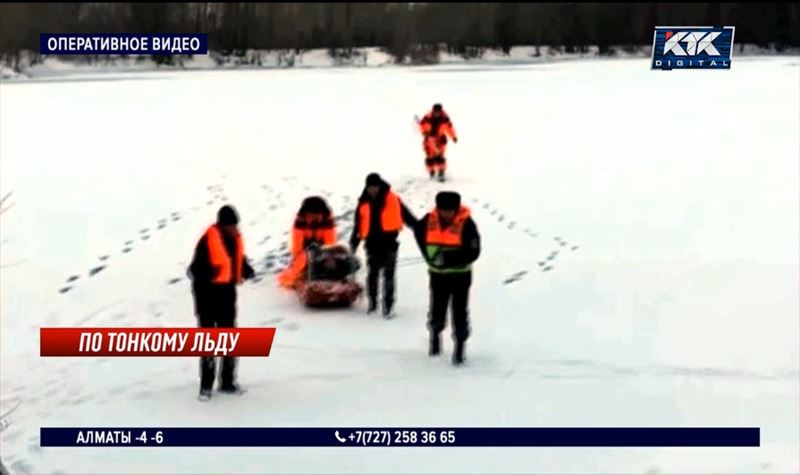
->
xmin=277 ymin=212 xmax=337 ymax=288
xmin=419 ymin=110 xmax=458 ymax=174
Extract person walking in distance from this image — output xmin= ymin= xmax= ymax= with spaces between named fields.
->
xmin=188 ymin=205 xmax=255 ymax=401
xmin=349 ymin=173 xmax=405 ymax=317
xmin=401 ymin=191 xmax=480 ymax=365
xmin=418 ymin=103 xmax=458 ymax=181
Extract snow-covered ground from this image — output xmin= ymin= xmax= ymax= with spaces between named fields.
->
xmin=1 ymin=57 xmax=799 ymax=474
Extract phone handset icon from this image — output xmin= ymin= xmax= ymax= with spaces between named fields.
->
xmin=335 ymin=430 xmax=346 ymax=443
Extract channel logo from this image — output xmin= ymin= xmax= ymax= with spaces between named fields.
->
xmin=651 ymin=26 xmax=735 ymax=70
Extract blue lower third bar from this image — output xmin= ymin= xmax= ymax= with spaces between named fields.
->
xmin=40 ymin=427 xmax=760 ymax=447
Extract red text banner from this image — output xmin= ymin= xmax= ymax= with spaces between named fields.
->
xmin=40 ymin=328 xmax=276 ymax=357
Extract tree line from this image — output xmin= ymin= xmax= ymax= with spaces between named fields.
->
xmin=1 ymin=3 xmax=798 ymax=65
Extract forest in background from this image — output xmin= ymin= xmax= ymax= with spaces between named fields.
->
xmin=1 ymin=3 xmax=798 ymax=67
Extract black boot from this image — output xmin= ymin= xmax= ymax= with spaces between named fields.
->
xmin=367 ymin=298 xmax=377 ymax=314
xmin=452 ymin=340 xmax=465 ymax=366
xmin=437 ymin=169 xmax=445 ymax=182
xmin=429 ymin=334 xmax=440 ymax=356
xmin=218 ymin=382 xmax=245 ymax=395
xmin=198 ymin=387 xmax=212 ymax=402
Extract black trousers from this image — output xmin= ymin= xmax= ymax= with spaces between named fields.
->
xmin=424 ymin=156 xmax=446 ymax=168
xmin=428 ymin=271 xmax=471 ymax=343
xmin=366 ymin=247 xmax=397 ymax=309
xmin=192 ymin=283 xmax=237 ymax=390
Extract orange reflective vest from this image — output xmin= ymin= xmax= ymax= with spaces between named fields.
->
xmin=206 ymin=225 xmax=244 ymax=284
xmin=291 ymin=214 xmax=337 ymax=257
xmin=425 ymin=206 xmax=472 ymax=273
xmin=358 ymin=191 xmax=403 ymax=239
xmin=426 ymin=206 xmax=470 ymax=247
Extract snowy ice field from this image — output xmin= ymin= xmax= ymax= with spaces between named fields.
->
xmin=1 ymin=57 xmax=799 ymax=474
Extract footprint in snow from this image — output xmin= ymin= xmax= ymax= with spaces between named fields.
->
xmin=503 ymin=271 xmax=528 ymax=285
xmin=66 ymin=275 xmax=80 ymax=283
xmin=167 ymin=278 xmax=182 ymax=285
xmin=542 ymin=266 xmax=554 ymax=272
xmin=282 ymin=322 xmax=301 ymax=332
xmin=99 ymin=255 xmax=109 ymax=262
xmin=89 ymin=265 xmax=106 ymax=277
xmin=122 ymin=247 xmax=133 ymax=254
xmin=260 ymin=318 xmax=284 ymax=325
xmin=59 ymin=287 xmax=72 ymax=294
xmin=140 ymin=228 xmax=149 ymax=234
xmin=571 ymin=246 xmax=579 ymax=251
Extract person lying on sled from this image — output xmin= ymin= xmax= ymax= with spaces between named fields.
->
xmin=307 ymin=243 xmax=360 ymax=281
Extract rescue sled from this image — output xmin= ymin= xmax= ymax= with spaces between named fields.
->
xmin=296 ymin=243 xmax=363 ymax=307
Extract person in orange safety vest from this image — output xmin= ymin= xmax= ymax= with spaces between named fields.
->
xmin=349 ymin=173 xmax=405 ymax=317
xmin=401 ymin=191 xmax=480 ymax=366
xmin=278 ymin=196 xmax=337 ymax=288
xmin=419 ymin=103 xmax=458 ymax=181
xmin=188 ymin=205 xmax=255 ymax=401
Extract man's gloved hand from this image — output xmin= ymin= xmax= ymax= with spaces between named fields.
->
xmin=431 ymin=252 xmax=445 ymax=267
xmin=453 ymin=137 xmax=458 ymax=144
xmin=242 ymin=260 xmax=256 ymax=280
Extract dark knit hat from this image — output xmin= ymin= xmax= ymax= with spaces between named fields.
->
xmin=365 ymin=173 xmax=383 ymax=187
xmin=432 ymin=103 xmax=443 ymax=112
xmin=300 ymin=196 xmax=331 ymax=215
xmin=435 ymin=191 xmax=461 ymax=210
xmin=217 ymin=205 xmax=240 ymax=226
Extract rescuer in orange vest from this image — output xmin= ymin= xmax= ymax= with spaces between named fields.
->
xmin=401 ymin=191 xmax=480 ymax=365
xmin=419 ymin=103 xmax=458 ymax=181
xmin=349 ymin=173 xmax=405 ymax=317
xmin=188 ymin=205 xmax=255 ymax=401
xmin=278 ymin=196 xmax=337 ymax=288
